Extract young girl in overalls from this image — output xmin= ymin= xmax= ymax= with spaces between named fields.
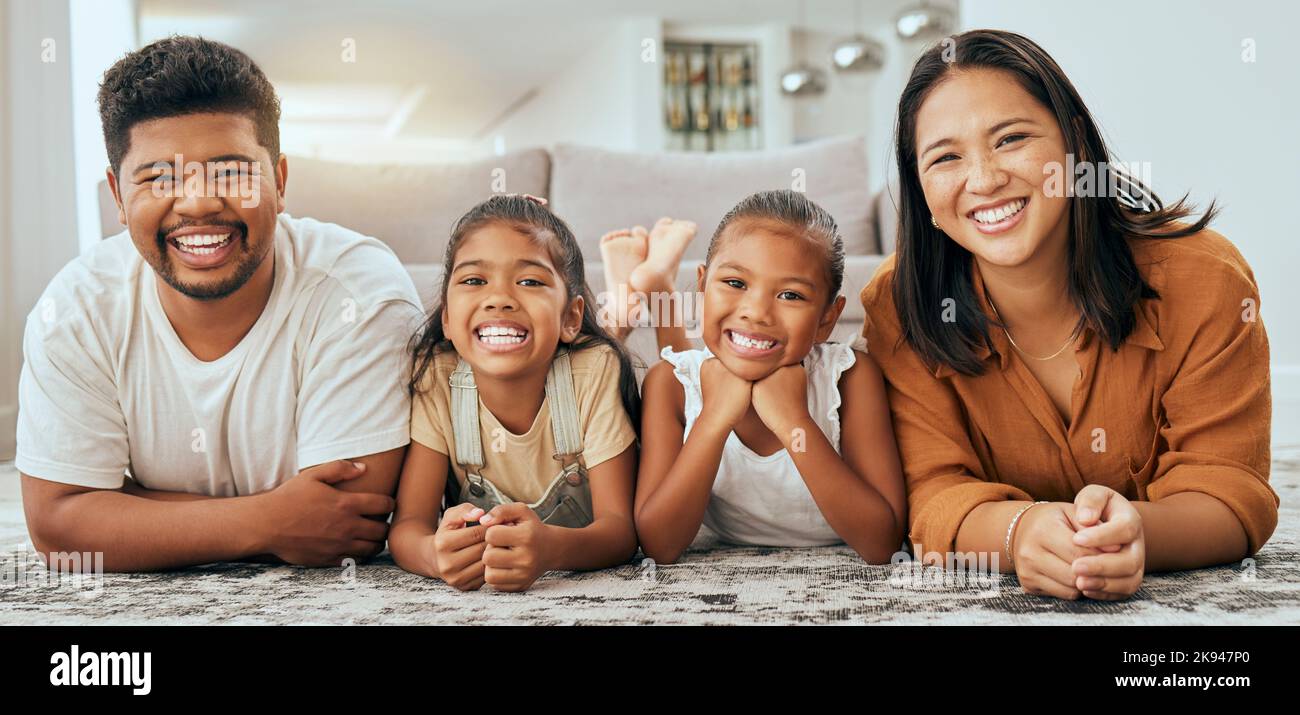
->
xmin=391 ymin=194 xmax=641 ymax=592
xmin=635 ymin=190 xmax=908 ymax=565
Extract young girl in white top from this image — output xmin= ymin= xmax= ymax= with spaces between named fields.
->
xmin=635 ymin=190 xmax=906 ymax=564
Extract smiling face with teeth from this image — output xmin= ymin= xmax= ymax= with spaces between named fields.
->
xmin=107 ymin=113 xmax=285 ymax=302
xmin=696 ymin=223 xmax=845 ymax=382
xmin=442 ymin=223 xmax=584 ymax=381
xmin=914 ymin=67 xmax=1071 ymax=271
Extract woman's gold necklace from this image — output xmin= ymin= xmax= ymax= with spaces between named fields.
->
xmin=984 ymin=290 xmax=1082 ymax=361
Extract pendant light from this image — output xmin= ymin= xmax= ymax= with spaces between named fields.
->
xmin=895 ymin=1 xmax=955 ymax=40
xmin=779 ymin=0 xmax=827 ymax=96
xmin=831 ymin=0 xmax=884 ymax=72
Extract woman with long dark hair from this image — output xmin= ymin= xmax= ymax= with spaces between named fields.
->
xmin=861 ymin=29 xmax=1277 ymax=600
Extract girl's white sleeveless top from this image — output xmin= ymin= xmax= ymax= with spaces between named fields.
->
xmin=659 ymin=340 xmax=863 ymax=547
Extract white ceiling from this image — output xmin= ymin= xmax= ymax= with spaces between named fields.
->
xmin=138 ymin=0 xmax=952 ymax=142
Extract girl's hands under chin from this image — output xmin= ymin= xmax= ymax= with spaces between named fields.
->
xmin=751 ymin=364 xmax=810 ymax=436
xmin=699 ymin=357 xmax=753 ymax=429
xmin=1068 ymin=485 xmax=1146 ymax=600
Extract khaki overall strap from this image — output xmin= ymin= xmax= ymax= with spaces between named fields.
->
xmin=449 ymin=349 xmax=584 ymax=474
xmin=545 ymin=349 xmax=583 ymax=459
xmin=449 ymin=358 xmax=484 ymax=471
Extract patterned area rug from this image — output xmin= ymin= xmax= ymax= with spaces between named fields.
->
xmin=2 ymin=454 xmax=1298 ymax=625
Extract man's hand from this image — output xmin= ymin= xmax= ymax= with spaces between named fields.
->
xmin=1069 ymin=485 xmax=1146 ymax=600
xmin=258 ymin=460 xmax=395 ymax=567
xmin=431 ymin=503 xmax=488 ymax=591
xmin=481 ymin=503 xmax=551 ymax=592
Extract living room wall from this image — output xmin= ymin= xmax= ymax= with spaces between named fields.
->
xmin=486 ymin=17 xmax=665 ymax=157
xmin=1 ymin=0 xmax=83 ymax=461
xmin=0 ymin=0 xmax=12 ymax=460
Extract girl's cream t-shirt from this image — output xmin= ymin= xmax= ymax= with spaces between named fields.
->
xmin=411 ymin=343 xmax=637 ymax=504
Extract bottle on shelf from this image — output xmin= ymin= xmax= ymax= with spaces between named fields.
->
xmin=664 ymin=41 xmax=760 ymax=152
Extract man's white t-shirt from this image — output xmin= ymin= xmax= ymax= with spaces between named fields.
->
xmin=15 ymin=214 xmax=425 ymax=496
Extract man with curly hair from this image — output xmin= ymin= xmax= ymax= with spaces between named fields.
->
xmin=16 ymin=36 xmax=423 ymax=571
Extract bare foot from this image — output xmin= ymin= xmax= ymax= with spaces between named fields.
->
xmin=599 ymin=227 xmax=648 ymax=338
xmin=630 ymin=217 xmax=697 ymax=299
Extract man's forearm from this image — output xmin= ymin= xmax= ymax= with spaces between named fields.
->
xmin=121 ymin=477 xmax=215 ymax=501
xmin=119 ymin=480 xmax=289 ymax=563
xmin=34 ymin=490 xmax=269 ymax=572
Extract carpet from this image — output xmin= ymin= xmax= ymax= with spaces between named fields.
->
xmin=2 ymin=453 xmax=1298 ymax=625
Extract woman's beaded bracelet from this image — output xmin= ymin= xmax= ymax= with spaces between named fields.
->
xmin=1004 ymin=501 xmax=1050 ymax=569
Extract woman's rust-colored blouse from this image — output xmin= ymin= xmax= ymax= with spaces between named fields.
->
xmin=860 ymin=228 xmax=1278 ymax=557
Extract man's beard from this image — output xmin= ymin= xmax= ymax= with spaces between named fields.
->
xmin=153 ymin=220 xmax=267 ymax=301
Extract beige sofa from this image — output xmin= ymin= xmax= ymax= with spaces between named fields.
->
xmin=99 ymin=135 xmax=900 ymax=379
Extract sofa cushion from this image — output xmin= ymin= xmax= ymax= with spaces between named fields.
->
xmin=549 ymin=136 xmax=878 ymax=263
xmin=281 ymin=149 xmax=551 ymax=263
